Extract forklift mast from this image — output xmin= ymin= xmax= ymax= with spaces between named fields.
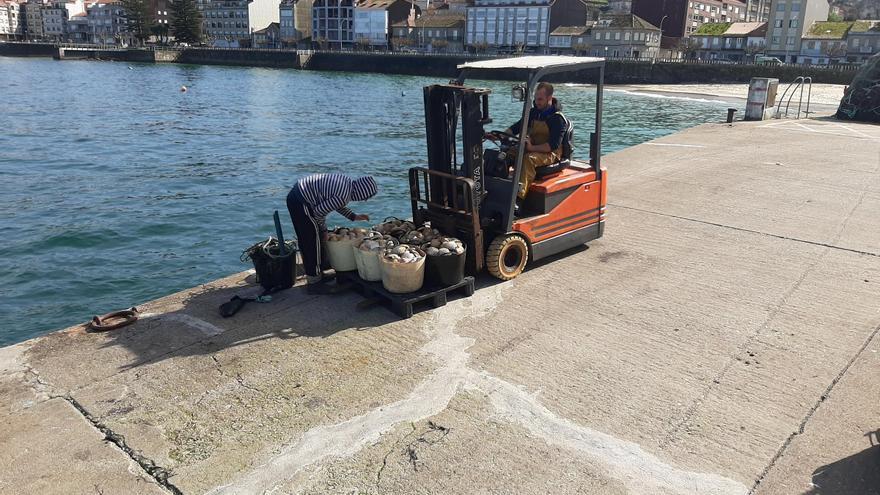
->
xmin=409 ymin=85 xmax=492 ymax=275
xmin=423 ymin=85 xmax=492 ymax=207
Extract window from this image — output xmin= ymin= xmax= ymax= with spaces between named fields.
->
xmin=624 ymin=31 xmax=630 ymax=41
xmin=774 ymin=19 xmax=781 ymax=27
xmin=789 ymin=19 xmax=798 ymax=28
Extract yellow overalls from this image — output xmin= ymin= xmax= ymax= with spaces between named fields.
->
xmin=512 ymin=116 xmax=562 ymax=200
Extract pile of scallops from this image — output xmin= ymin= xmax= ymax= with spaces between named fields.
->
xmin=423 ymin=237 xmax=465 ymax=256
xmin=326 ymin=227 xmax=371 ymax=242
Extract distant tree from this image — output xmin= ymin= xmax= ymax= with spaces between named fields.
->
xmin=169 ymin=0 xmax=202 ymax=44
xmin=431 ymin=38 xmax=448 ymax=52
xmin=677 ymin=36 xmax=701 ymax=59
xmin=120 ymin=0 xmax=154 ymax=45
xmin=823 ymin=41 xmax=847 ymax=62
xmin=572 ymin=42 xmax=591 ymax=56
xmin=356 ymin=36 xmax=371 ymax=51
xmin=150 ymin=23 xmax=169 ymax=44
xmin=744 ymin=42 xmax=763 ymax=61
xmin=471 ymin=41 xmax=489 ymax=53
xmin=827 ymin=11 xmax=843 ymax=22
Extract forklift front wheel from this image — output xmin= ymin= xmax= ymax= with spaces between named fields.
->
xmin=487 ymin=235 xmax=529 ymax=281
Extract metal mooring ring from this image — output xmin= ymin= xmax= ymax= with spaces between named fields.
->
xmin=87 ymin=307 xmax=139 ymax=332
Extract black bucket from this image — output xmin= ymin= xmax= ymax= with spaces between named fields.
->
xmin=424 ymin=250 xmax=466 ymax=287
xmin=242 ymin=238 xmax=298 ymax=291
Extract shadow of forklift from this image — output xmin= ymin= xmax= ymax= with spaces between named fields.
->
xmin=412 ymin=56 xmax=608 ymax=280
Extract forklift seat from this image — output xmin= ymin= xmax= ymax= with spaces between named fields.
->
xmin=533 ymin=113 xmax=574 ymax=180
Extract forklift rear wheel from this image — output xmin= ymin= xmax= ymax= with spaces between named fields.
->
xmin=487 ymin=235 xmax=529 ymax=280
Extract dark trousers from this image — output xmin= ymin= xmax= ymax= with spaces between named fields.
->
xmin=286 ymin=185 xmax=326 ymax=278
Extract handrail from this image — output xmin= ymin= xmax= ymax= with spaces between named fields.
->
xmin=775 ymin=76 xmax=812 ymax=120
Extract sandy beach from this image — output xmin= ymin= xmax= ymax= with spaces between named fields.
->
xmin=615 ymin=83 xmax=846 ymax=107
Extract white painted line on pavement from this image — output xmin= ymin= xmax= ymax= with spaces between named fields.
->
xmin=645 ymin=143 xmax=707 ymax=148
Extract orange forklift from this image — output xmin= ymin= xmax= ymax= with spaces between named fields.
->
xmin=410 ymin=56 xmax=608 ymax=280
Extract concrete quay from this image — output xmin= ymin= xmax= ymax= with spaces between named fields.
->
xmin=1 ymin=117 xmax=879 ymax=495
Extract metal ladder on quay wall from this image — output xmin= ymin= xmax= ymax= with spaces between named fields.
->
xmin=775 ymin=76 xmax=813 ymax=119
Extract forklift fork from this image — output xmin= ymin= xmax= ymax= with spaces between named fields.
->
xmin=409 ymin=167 xmax=485 ymax=274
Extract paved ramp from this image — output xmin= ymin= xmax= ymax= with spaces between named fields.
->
xmin=1 ymin=118 xmax=878 ymax=495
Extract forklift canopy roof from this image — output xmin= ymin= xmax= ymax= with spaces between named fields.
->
xmin=457 ymin=56 xmax=605 ymax=73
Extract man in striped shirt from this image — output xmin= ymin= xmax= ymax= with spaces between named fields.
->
xmin=286 ymin=173 xmax=378 ymax=290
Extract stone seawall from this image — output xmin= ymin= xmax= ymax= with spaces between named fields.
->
xmin=306 ymin=52 xmax=857 ymax=85
xmin=1 ymin=42 xmax=857 ymax=85
xmin=0 ymin=42 xmax=56 ymax=57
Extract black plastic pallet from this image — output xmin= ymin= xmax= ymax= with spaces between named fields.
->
xmin=336 ymin=271 xmax=475 ymax=318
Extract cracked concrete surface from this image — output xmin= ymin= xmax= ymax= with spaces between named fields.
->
xmin=2 ymin=119 xmax=879 ymax=494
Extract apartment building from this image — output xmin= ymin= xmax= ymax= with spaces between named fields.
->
xmin=465 ymin=0 xmax=550 ymax=50
xmin=550 ymin=13 xmax=660 ymax=58
xmin=764 ymin=0 xmax=829 ymax=63
xmin=0 ymin=0 xmax=23 ymax=39
xmin=86 ymin=0 xmax=127 ymax=44
xmin=203 ymin=0 xmax=280 ymax=46
xmin=22 ymin=0 xmax=45 ymax=38
xmin=631 ymin=0 xmax=746 ymax=47
xmin=846 ymin=20 xmax=879 ymax=63
xmin=692 ymin=20 xmax=766 ymax=60
xmin=745 ymin=0 xmax=769 ymax=22
xmin=312 ymin=0 xmax=353 ymax=48
xmin=279 ymin=0 xmax=311 ymax=45
xmin=392 ymin=10 xmax=464 ymax=50
xmin=353 ymin=0 xmax=414 ymax=47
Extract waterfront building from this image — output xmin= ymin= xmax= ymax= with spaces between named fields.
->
xmin=86 ymin=0 xmax=129 ymax=44
xmin=252 ymin=19 xmax=279 ymax=45
xmin=692 ymin=21 xmax=766 ymax=61
xmin=311 ymin=0 xmax=353 ymax=48
xmin=0 ymin=2 xmax=9 ymax=39
xmin=589 ymin=13 xmax=660 ymax=58
xmin=548 ymin=24 xmax=590 ymax=52
xmin=66 ymin=10 xmax=88 ymax=40
xmin=798 ymin=20 xmax=850 ymax=64
xmin=148 ymin=0 xmax=169 ymax=31
xmin=41 ymin=0 xmax=85 ymax=40
xmin=279 ymin=0 xmax=312 ymax=46
xmin=353 ymin=0 xmax=415 ymax=48
xmin=745 ymin=0 xmax=769 ymax=22
xmin=202 ymin=0 xmax=281 ymax=47
xmin=0 ymin=0 xmax=24 ymax=40
xmin=391 ymin=10 xmax=464 ymax=51
xmin=631 ymin=0 xmax=746 ymax=49
xmin=465 ymin=0 xmax=551 ymax=51
xmin=846 ymin=20 xmax=880 ymax=64
xmin=763 ymin=0 xmax=829 ymax=63
xmin=22 ymin=0 xmax=46 ymax=39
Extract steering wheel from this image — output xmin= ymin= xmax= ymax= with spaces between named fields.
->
xmin=486 ymin=130 xmax=519 ymax=144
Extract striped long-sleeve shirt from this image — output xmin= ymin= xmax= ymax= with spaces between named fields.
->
xmin=296 ymin=173 xmax=377 ymax=229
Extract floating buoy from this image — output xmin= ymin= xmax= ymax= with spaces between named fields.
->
xmin=181 ymin=85 xmax=188 ymax=92
xmin=128 ymin=66 xmax=134 ymax=70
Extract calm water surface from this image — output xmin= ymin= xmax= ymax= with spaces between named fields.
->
xmin=0 ymin=57 xmax=731 ymax=345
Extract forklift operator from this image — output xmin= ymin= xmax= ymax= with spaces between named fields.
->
xmin=488 ymin=82 xmax=565 ymax=202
